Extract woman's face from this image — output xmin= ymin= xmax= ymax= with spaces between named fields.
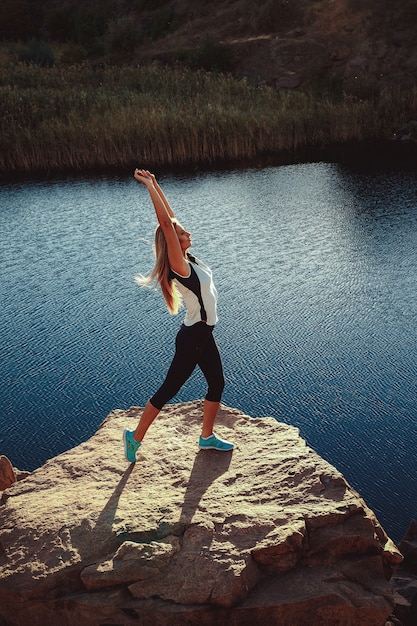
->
xmin=174 ymin=222 xmax=192 ymax=253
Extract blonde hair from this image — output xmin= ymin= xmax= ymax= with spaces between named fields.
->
xmin=135 ymin=224 xmax=182 ymax=315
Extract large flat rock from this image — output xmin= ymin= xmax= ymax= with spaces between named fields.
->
xmin=0 ymin=401 xmax=402 ymax=625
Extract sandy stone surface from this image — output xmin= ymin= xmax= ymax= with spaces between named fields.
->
xmin=0 ymin=401 xmax=402 ymax=625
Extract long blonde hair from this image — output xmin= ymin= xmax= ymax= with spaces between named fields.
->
xmin=135 ymin=224 xmax=182 ymax=314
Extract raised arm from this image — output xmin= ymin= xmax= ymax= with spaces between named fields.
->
xmin=134 ymin=169 xmax=188 ymax=276
xmin=149 ymin=172 xmax=174 ymax=219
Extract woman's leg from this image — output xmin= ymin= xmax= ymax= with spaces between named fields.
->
xmin=133 ymin=400 xmax=160 ymax=442
xmin=197 ymin=332 xmax=226 ymax=438
xmin=201 ymin=399 xmax=221 ymax=438
xmin=133 ymin=324 xmax=209 ymax=443
xmin=149 ymin=323 xmax=206 ymax=412
xmin=125 ymin=323 xmax=231 ymax=458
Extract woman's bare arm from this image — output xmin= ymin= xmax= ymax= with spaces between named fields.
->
xmin=149 ymin=172 xmax=174 ymax=219
xmin=134 ymin=168 xmax=188 ymax=275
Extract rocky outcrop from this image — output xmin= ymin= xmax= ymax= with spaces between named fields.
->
xmin=390 ymin=521 xmax=417 ymax=625
xmin=0 ymin=401 xmax=402 ymax=625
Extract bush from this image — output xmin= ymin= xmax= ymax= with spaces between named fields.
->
xmin=59 ymin=44 xmax=90 ymax=65
xmin=174 ymin=37 xmax=234 ymax=73
xmin=18 ymin=40 xmax=55 ymax=67
xmin=193 ymin=37 xmax=233 ymax=72
xmin=105 ymin=15 xmax=144 ymax=56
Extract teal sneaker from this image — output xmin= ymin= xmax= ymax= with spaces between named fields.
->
xmin=123 ymin=429 xmax=141 ymax=463
xmin=199 ymin=433 xmax=234 ymax=451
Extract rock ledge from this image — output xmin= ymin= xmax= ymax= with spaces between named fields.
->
xmin=0 ymin=401 xmax=402 ymax=625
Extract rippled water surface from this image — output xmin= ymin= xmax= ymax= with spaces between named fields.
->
xmin=1 ymin=163 xmax=417 ymax=541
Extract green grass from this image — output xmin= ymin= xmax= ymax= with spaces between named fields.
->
xmin=1 ymin=63 xmax=416 ymax=173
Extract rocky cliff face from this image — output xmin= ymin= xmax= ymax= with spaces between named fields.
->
xmin=0 ymin=402 xmax=403 ymax=625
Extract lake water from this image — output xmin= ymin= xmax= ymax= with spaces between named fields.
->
xmin=1 ymin=161 xmax=417 ymax=542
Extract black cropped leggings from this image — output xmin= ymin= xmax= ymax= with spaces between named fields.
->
xmin=150 ymin=322 xmax=225 ymax=411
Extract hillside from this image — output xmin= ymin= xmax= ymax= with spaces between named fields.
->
xmin=2 ymin=0 xmax=417 ymax=174
xmin=134 ymin=0 xmax=417 ymax=95
xmin=2 ymin=0 xmax=417 ymax=95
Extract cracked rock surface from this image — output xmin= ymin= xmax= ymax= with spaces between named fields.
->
xmin=0 ymin=401 xmax=402 ymax=625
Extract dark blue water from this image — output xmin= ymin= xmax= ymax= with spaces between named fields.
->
xmin=1 ymin=163 xmax=417 ymax=542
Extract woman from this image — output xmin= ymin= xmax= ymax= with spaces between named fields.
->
xmin=123 ymin=168 xmax=234 ymax=462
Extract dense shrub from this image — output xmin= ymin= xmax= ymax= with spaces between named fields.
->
xmin=59 ymin=44 xmax=90 ymax=65
xmin=105 ymin=15 xmax=144 ymax=55
xmin=192 ymin=37 xmax=234 ymax=73
xmin=173 ymin=38 xmax=234 ymax=73
xmin=18 ymin=40 xmax=55 ymax=67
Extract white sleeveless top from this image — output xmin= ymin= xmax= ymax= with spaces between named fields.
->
xmin=170 ymin=255 xmax=218 ymax=326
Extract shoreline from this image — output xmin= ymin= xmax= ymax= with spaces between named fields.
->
xmin=2 ymin=140 xmax=416 ymax=184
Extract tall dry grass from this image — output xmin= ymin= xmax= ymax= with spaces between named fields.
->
xmin=1 ymin=63 xmax=415 ymax=173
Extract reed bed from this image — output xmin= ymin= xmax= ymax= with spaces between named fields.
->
xmin=1 ymin=63 xmax=415 ymax=173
